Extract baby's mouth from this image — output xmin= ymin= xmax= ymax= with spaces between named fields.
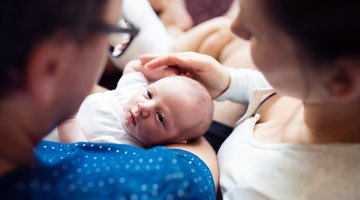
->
xmin=129 ymin=111 xmax=137 ymax=126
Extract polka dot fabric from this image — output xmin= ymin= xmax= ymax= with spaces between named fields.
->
xmin=0 ymin=141 xmax=215 ymax=199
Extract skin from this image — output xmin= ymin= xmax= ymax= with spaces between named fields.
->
xmin=149 ymin=0 xmax=193 ymax=37
xmin=0 ymin=0 xmax=218 ymax=187
xmin=140 ymin=0 xmax=360 ymax=145
xmin=122 ymin=76 xmax=207 ymax=145
xmin=175 ymin=17 xmax=237 ymax=60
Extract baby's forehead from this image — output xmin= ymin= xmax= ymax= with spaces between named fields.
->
xmin=157 ymin=76 xmax=192 ymax=85
xmin=156 ymin=77 xmax=198 ymax=92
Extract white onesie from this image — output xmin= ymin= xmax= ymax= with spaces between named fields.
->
xmin=76 ymin=72 xmax=148 ymax=147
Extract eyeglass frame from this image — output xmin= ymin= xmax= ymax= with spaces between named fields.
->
xmin=91 ymin=19 xmax=139 ymax=58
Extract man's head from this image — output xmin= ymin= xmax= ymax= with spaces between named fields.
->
xmin=1 ymin=0 xmax=107 ymax=95
xmin=2 ymin=0 xmax=123 ymax=124
xmin=0 ymin=0 xmax=122 ymax=164
xmin=123 ymin=76 xmax=214 ymax=146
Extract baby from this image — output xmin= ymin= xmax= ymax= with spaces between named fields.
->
xmin=58 ymin=61 xmax=214 ymax=148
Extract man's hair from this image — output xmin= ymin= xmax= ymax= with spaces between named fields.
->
xmin=0 ymin=0 xmax=107 ymax=97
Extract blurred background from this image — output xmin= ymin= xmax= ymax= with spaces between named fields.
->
xmin=99 ymin=0 xmax=234 ymax=90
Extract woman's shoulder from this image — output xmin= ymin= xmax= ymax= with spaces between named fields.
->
xmin=256 ymin=94 xmax=301 ymax=124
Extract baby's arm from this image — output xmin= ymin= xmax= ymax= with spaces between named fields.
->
xmin=58 ymin=116 xmax=88 ymax=143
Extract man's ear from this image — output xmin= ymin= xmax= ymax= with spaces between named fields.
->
xmin=326 ymin=58 xmax=360 ymax=102
xmin=25 ymin=34 xmax=72 ymax=106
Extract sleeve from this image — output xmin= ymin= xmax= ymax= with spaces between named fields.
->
xmin=115 ymin=71 xmax=149 ymax=91
xmin=0 ymin=141 xmax=216 ymax=200
xmin=216 ymin=67 xmax=272 ymax=104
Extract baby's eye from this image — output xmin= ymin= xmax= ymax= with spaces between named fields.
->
xmin=146 ymin=89 xmax=152 ymax=99
xmin=157 ymin=112 xmax=164 ymax=124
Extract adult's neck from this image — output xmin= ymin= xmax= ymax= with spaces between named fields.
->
xmin=0 ymin=97 xmax=46 ymax=176
xmin=303 ymin=100 xmax=360 ymax=144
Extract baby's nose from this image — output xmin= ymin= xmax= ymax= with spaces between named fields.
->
xmin=138 ymin=102 xmax=150 ymax=118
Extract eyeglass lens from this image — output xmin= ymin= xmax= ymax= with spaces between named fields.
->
xmin=108 ymin=20 xmax=133 ymax=57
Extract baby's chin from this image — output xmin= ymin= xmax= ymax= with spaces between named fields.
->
xmin=121 ymin=117 xmax=131 ymax=133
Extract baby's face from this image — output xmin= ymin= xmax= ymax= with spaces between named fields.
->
xmin=122 ymin=77 xmax=200 ymax=145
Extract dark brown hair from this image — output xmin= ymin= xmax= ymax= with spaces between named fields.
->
xmin=263 ymin=0 xmax=360 ymax=64
xmin=0 ymin=0 xmax=107 ymax=96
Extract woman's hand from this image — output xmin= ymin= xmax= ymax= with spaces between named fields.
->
xmin=140 ymin=52 xmax=231 ymax=98
xmin=124 ymin=60 xmax=178 ymax=82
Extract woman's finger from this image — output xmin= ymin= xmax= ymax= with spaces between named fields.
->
xmin=142 ymin=54 xmax=183 ymax=69
xmin=143 ymin=52 xmax=208 ymax=73
xmin=139 ymin=53 xmax=164 ymax=64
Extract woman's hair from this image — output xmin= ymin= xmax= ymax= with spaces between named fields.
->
xmin=0 ymin=0 xmax=107 ymax=97
xmin=263 ymin=0 xmax=360 ymax=64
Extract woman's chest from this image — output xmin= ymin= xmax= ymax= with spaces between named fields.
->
xmin=253 ymin=94 xmax=304 ymax=143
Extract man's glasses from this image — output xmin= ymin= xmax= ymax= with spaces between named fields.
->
xmin=93 ymin=19 xmax=139 ymax=58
